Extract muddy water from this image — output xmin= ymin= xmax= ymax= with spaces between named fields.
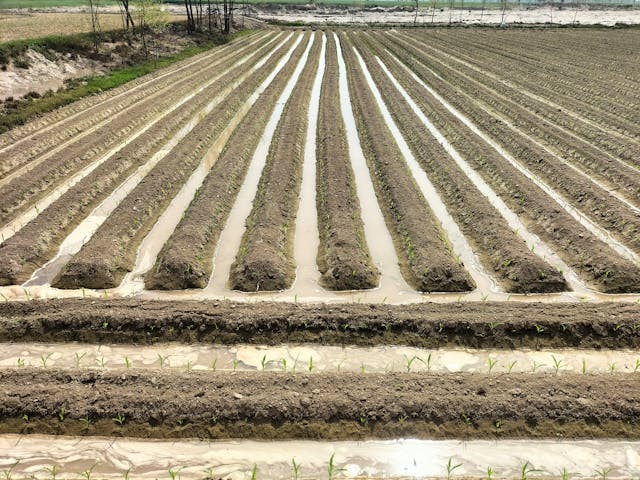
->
xmin=291 ymin=34 xmax=326 ymax=295
xmin=334 ymin=34 xmax=413 ymax=298
xmin=23 ymin=34 xmax=293 ymax=289
xmin=1 ymin=435 xmax=639 ymax=479
xmin=375 ymin=54 xmax=589 ymax=296
xmin=0 ymin=33 xmax=283 ymax=245
xmin=352 ymin=46 xmax=497 ymax=295
xmin=1 ymin=342 xmax=639 ymax=375
xmin=204 ymin=34 xmax=313 ymax=295
xmin=382 ymin=52 xmax=640 ymax=267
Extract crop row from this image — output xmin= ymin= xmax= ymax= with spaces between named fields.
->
xmin=339 ymin=32 xmax=473 ymax=293
xmin=0 ymin=33 xmax=278 ymax=227
xmin=352 ymin=32 xmax=565 ymax=294
xmin=371 ymin=32 xmax=640 ymax=293
xmin=384 ymin=33 xmax=640 ymax=257
xmin=0 ymin=31 xmax=268 ymax=153
xmin=229 ymin=34 xmax=321 ymax=292
xmin=0 ymin=35 xmax=286 ymax=287
xmin=51 ymin=35 xmax=299 ymax=290
xmin=314 ymin=34 xmax=378 ymax=291
xmin=145 ymin=35 xmax=310 ymax=290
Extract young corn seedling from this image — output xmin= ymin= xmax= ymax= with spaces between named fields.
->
xmin=45 ymin=465 xmax=58 ymax=480
xmin=551 ymin=355 xmax=566 ymax=375
xmin=250 ymin=464 xmax=258 ymax=480
xmin=232 ymin=359 xmax=239 ymax=371
xmin=327 ymin=454 xmax=345 ymax=480
xmin=486 ymin=467 xmax=495 ymax=480
xmin=360 ymin=363 xmax=366 ymax=373
xmin=22 ymin=414 xmax=29 ymax=423
xmin=96 ymin=356 xmax=107 ymax=368
xmin=16 ymin=358 xmax=25 ymax=368
xmin=168 ymin=467 xmax=183 ymax=480
xmin=112 ymin=413 xmax=126 ymax=425
xmin=40 ymin=353 xmax=53 ymax=368
xmin=125 ymin=357 xmax=132 ymax=369
xmin=203 ymin=467 xmax=214 ymax=479
xmin=506 ymin=361 xmax=517 ymax=373
xmin=261 ymin=355 xmax=268 ymax=371
xmin=404 ymin=355 xmax=426 ymax=372
xmin=487 ymin=357 xmax=497 ymax=374
xmin=595 ymin=466 xmax=612 ymax=479
xmin=185 ymin=360 xmax=192 ymax=372
xmin=520 ymin=461 xmax=542 ymax=480
xmin=582 ymin=359 xmax=587 ymax=374
xmin=74 ymin=352 xmax=86 ymax=368
xmin=2 ymin=460 xmax=19 ymax=480
xmin=531 ymin=361 xmax=545 ymax=373
xmin=635 ymin=359 xmax=640 ymax=372
xmin=336 ymin=360 xmax=345 ymax=372
xmin=80 ymin=462 xmax=98 ymax=480
xmin=560 ymin=467 xmax=576 ymax=480
xmin=209 ymin=358 xmax=217 ymax=371
xmin=281 ymin=358 xmax=287 ymax=372
xmin=58 ymin=408 xmax=66 ymax=421
xmin=446 ymin=457 xmax=462 ymax=480
xmin=308 ymin=356 xmax=314 ymax=372
xmin=293 ymin=353 xmax=301 ymax=373
xmin=157 ymin=354 xmax=169 ymax=369
xmin=608 ymin=362 xmax=616 ymax=373
xmin=291 ymin=459 xmax=301 ymax=480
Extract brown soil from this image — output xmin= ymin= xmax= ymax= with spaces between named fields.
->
xmin=393 ymin=32 xmax=640 ymax=253
xmin=376 ymin=32 xmax=640 ymax=293
xmin=354 ymin=31 xmax=566 ymax=294
xmin=0 ymin=36 xmax=276 ymax=287
xmin=339 ymin=32 xmax=473 ymax=293
xmin=229 ymin=34 xmax=321 ymax=292
xmin=2 ymin=298 xmax=640 ymax=350
xmin=0 ymin=34 xmax=273 ymax=226
xmin=52 ymin=36 xmax=298 ymax=290
xmin=0 ymin=369 xmax=638 ymax=440
xmin=315 ymin=34 xmax=378 ymax=291
xmin=145 ymin=35 xmax=310 ymax=290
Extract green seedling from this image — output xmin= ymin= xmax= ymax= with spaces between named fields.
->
xmin=461 ymin=412 xmax=472 ymax=425
xmin=560 ymin=467 xmax=576 ymax=480
xmin=327 ymin=453 xmax=345 ymax=480
xmin=486 ymin=467 xmax=495 ymax=480
xmin=291 ymin=458 xmax=301 ymax=480
xmin=16 ymin=358 xmax=25 ymax=368
xmin=250 ymin=464 xmax=258 ymax=480
xmin=582 ymin=359 xmax=587 ymax=374
xmin=487 ymin=357 xmax=497 ymax=374
xmin=281 ymin=358 xmax=287 ymax=372
xmin=534 ymin=325 xmax=545 ymax=334
xmin=209 ymin=358 xmax=217 ymax=371
xmin=404 ymin=355 xmax=426 ymax=372
xmin=506 ymin=361 xmax=517 ymax=373
xmin=45 ymin=465 xmax=59 ymax=480
xmin=102 ymin=320 xmax=108 ymax=329
xmin=185 ymin=360 xmax=192 ymax=372
xmin=481 ymin=294 xmax=488 ymax=303
xmin=80 ymin=415 xmax=91 ymax=426
xmin=74 ymin=352 xmax=86 ymax=368
xmin=112 ymin=413 xmax=126 ymax=425
xmin=360 ymin=363 xmax=366 ymax=373
xmin=594 ymin=467 xmax=612 ymax=480
xmin=22 ymin=288 xmax=31 ymax=301
xmin=2 ymin=460 xmax=19 ymax=480
xmin=123 ymin=467 xmax=133 ymax=480
xmin=551 ymin=355 xmax=565 ymax=375
xmin=531 ymin=361 xmax=545 ymax=373
xmin=40 ymin=352 xmax=53 ymax=368
xmin=125 ymin=357 xmax=132 ymax=369
xmin=80 ymin=462 xmax=99 ymax=480
xmin=308 ymin=356 xmax=314 ymax=372
xmin=608 ymin=362 xmax=616 ymax=373
xmin=203 ymin=467 xmax=214 ymax=479
xmin=168 ymin=467 xmax=183 ymax=480
xmin=58 ymin=408 xmax=65 ymax=421
xmin=261 ymin=355 xmax=268 ymax=371
xmin=488 ymin=322 xmax=502 ymax=333
xmin=232 ymin=359 xmax=239 ymax=371
xmin=446 ymin=457 xmax=462 ymax=480
xmin=22 ymin=414 xmax=29 ymax=423
xmin=520 ymin=461 xmax=542 ymax=480
xmin=293 ymin=353 xmax=301 ymax=373
xmin=336 ymin=360 xmax=345 ymax=372
xmin=157 ymin=354 xmax=169 ymax=368
xmin=635 ymin=359 xmax=640 ymax=372
xmin=96 ymin=356 xmax=107 ymax=368
xmin=426 ymin=352 xmax=432 ymax=372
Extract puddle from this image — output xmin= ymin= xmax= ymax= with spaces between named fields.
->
xmin=0 ymin=435 xmax=638 ymax=479
xmin=291 ymin=33 xmax=326 ymax=295
xmin=0 ymin=33 xmax=283 ymax=245
xmin=383 ymin=49 xmax=640 ymax=267
xmin=2 ymin=343 xmax=640 ymax=375
xmin=204 ymin=34 xmax=313 ymax=295
xmin=375 ymin=54 xmax=589 ymax=295
xmin=334 ymin=33 xmax=414 ymax=298
xmin=352 ymin=45 xmax=497 ymax=295
xmin=23 ymin=34 xmax=293 ymax=289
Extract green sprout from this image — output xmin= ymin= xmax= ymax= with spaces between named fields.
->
xmin=74 ymin=352 xmax=86 ymax=368
xmin=80 ymin=462 xmax=98 ymax=480
xmin=404 ymin=355 xmax=426 ymax=372
xmin=291 ymin=458 xmax=301 ymax=480
xmin=112 ymin=413 xmax=126 ymax=425
xmin=551 ymin=355 xmax=565 ymax=375
xmin=487 ymin=357 xmax=497 ymax=374
xmin=520 ymin=461 xmax=542 ymax=480
xmin=327 ymin=453 xmax=345 ymax=480
xmin=446 ymin=457 xmax=462 ymax=479
xmin=40 ymin=353 xmax=53 ymax=368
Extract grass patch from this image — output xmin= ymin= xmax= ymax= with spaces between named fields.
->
xmin=0 ymin=28 xmax=247 ymax=134
xmin=0 ymin=0 xmax=117 ymax=8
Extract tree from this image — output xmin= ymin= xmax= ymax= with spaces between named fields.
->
xmin=134 ymin=0 xmax=169 ymax=58
xmin=87 ymin=0 xmax=102 ymax=53
xmin=118 ymin=0 xmax=135 ymax=31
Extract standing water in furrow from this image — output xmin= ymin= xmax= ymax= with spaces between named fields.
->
xmin=315 ymin=34 xmax=379 ymax=290
xmin=228 ymin=34 xmax=323 ymax=292
xmin=51 ymin=35 xmax=300 ymax=290
xmin=145 ymin=35 xmax=312 ymax=290
xmin=353 ymin=32 xmax=566 ymax=294
xmin=338 ymin=33 xmax=473 ymax=293
xmin=0 ymin=34 xmax=282 ymax=287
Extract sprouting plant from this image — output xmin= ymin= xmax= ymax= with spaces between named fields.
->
xmin=203 ymin=467 xmax=214 ymax=479
xmin=426 ymin=352 xmax=432 ymax=372
xmin=594 ymin=466 xmax=612 ymax=480
xmin=494 ymin=420 xmax=502 ymax=432
xmin=360 ymin=363 xmax=366 ymax=373
xmin=560 ymin=467 xmax=575 ymax=480
xmin=157 ymin=354 xmax=169 ymax=369
xmin=16 ymin=358 xmax=25 ymax=368
xmin=488 ymin=322 xmax=502 ymax=333
xmin=232 ymin=359 xmax=239 ymax=371
xmin=168 ymin=467 xmax=183 ymax=480
xmin=102 ymin=320 xmax=108 ymax=329
xmin=531 ymin=361 xmax=545 ymax=373
xmin=327 ymin=453 xmax=345 ymax=480
xmin=125 ymin=357 xmax=132 ymax=369
xmin=520 ymin=461 xmax=542 ymax=480
xmin=280 ymin=358 xmax=287 ymax=372
xmin=209 ymin=358 xmax=217 ymax=371
xmin=635 ymin=359 xmax=640 ymax=372
xmin=80 ymin=462 xmax=99 ymax=480
xmin=487 ymin=357 xmax=497 ymax=374
xmin=461 ymin=412 xmax=472 ymax=425
xmin=336 ymin=360 xmax=345 ymax=372
xmin=123 ymin=467 xmax=133 ymax=480
xmin=609 ymin=362 xmax=616 ymax=373
xmin=404 ymin=355 xmax=426 ymax=372
xmin=446 ymin=457 xmax=462 ymax=480
xmin=551 ymin=355 xmax=565 ymax=375
xmin=22 ymin=288 xmax=31 ymax=301
xmin=58 ymin=408 xmax=66 ymax=421
xmin=437 ymin=322 xmax=444 ymax=333
xmin=80 ymin=415 xmax=91 ymax=427
xmin=261 ymin=355 xmax=268 ymax=371
xmin=22 ymin=414 xmax=29 ymax=423
xmin=74 ymin=352 xmax=86 ymax=368
xmin=96 ymin=356 xmax=107 ymax=368
xmin=250 ymin=464 xmax=257 ymax=480
xmin=291 ymin=458 xmax=301 ymax=480
xmin=112 ymin=413 xmax=126 ymax=425
xmin=582 ymin=359 xmax=587 ymax=374
xmin=45 ymin=465 xmax=58 ymax=480
xmin=185 ymin=360 xmax=192 ymax=372
xmin=292 ymin=353 xmax=301 ymax=373
xmin=481 ymin=294 xmax=488 ymax=303
xmin=534 ymin=325 xmax=544 ymax=334
xmin=308 ymin=356 xmax=314 ymax=372
xmin=2 ymin=460 xmax=19 ymax=480
xmin=40 ymin=352 xmax=53 ymax=368
xmin=506 ymin=360 xmax=517 ymax=373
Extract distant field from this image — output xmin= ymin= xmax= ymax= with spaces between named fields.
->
xmin=0 ymin=12 xmax=124 ymax=41
xmin=0 ymin=0 xmax=117 ymax=8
